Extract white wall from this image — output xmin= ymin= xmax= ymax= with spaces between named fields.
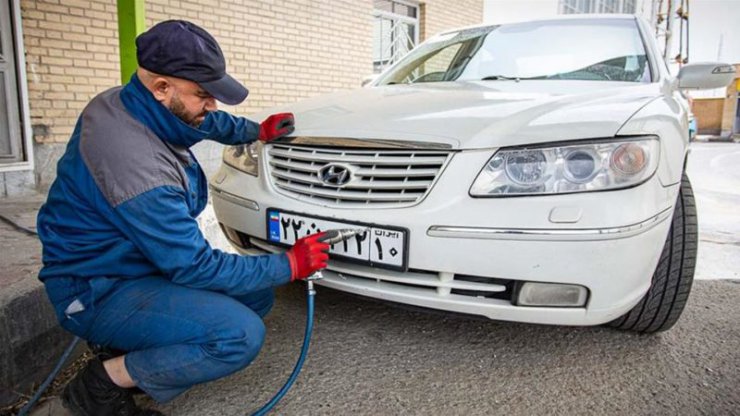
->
xmin=483 ymin=0 xmax=653 ymax=24
xmin=688 ymin=1 xmax=740 ymax=64
xmin=483 ymin=0 xmax=559 ymax=24
xmin=685 ymin=0 xmax=740 ymax=98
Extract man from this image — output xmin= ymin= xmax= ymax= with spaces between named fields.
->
xmin=37 ymin=20 xmax=329 ymax=416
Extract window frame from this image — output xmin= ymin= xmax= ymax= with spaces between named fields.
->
xmin=0 ymin=0 xmax=34 ymax=173
xmin=559 ymin=0 xmax=638 ymax=15
xmin=372 ymin=0 xmax=420 ymax=73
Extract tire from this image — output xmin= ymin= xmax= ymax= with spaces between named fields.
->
xmin=608 ymin=173 xmax=698 ymax=333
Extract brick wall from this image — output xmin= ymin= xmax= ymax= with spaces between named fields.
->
xmin=21 ymin=0 xmax=374 ymax=145
xmin=419 ymin=0 xmax=484 ymax=42
xmin=719 ymin=68 xmax=739 ymax=137
xmin=20 ymin=0 xmax=121 ymax=144
xmin=19 ymin=0 xmax=481 ymax=189
xmin=145 ymin=0 xmax=373 ymax=118
xmin=692 ymin=98 xmax=724 ymax=135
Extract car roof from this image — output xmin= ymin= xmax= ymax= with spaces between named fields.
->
xmin=438 ymin=14 xmax=638 ymax=36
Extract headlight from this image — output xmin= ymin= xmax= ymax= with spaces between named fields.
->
xmin=223 ymin=141 xmax=261 ymax=176
xmin=470 ymin=137 xmax=659 ymax=196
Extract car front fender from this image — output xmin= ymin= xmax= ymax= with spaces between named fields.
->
xmin=616 ymin=94 xmax=689 ymax=186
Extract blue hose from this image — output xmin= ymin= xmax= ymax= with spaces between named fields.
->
xmin=17 ymin=336 xmax=81 ymax=416
xmin=251 ymin=284 xmax=316 ymax=416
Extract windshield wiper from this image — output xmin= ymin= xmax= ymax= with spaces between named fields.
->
xmin=481 ymin=74 xmax=544 ymax=81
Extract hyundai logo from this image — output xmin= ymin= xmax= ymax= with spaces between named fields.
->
xmin=318 ymin=164 xmax=353 ymax=187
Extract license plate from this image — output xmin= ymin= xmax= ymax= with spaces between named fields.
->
xmin=266 ymin=208 xmax=408 ymax=271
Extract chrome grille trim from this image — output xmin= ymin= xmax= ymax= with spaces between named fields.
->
xmin=275 ymin=136 xmax=454 ymax=149
xmin=266 ymin=143 xmax=452 ymax=207
xmin=268 ymin=146 xmax=448 ymax=165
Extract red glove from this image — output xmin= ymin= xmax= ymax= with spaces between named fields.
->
xmin=258 ymin=113 xmax=295 ymax=142
xmin=285 ymin=232 xmax=330 ymax=281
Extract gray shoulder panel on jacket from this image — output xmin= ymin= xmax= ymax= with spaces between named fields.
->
xmin=79 ymin=87 xmax=189 ymax=207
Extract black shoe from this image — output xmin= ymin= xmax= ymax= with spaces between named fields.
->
xmin=86 ymin=343 xmax=146 ymax=396
xmin=87 ymin=342 xmax=127 ymax=361
xmin=62 ymin=358 xmax=163 ymax=416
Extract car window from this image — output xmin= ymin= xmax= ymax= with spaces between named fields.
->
xmin=377 ymin=27 xmax=491 ymax=85
xmin=410 ymin=43 xmax=464 ymax=83
xmin=377 ymin=18 xmax=652 ymax=85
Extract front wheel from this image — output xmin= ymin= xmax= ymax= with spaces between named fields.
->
xmin=608 ymin=173 xmax=698 ymax=333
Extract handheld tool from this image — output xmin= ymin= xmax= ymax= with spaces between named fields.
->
xmin=308 ymin=228 xmax=369 ymax=280
xmin=251 ymin=228 xmax=367 ymax=416
xmin=318 ymin=228 xmax=368 ymax=245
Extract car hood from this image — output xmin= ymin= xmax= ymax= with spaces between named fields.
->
xmin=262 ymin=81 xmax=661 ymax=149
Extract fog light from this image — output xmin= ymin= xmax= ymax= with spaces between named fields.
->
xmin=516 ymin=282 xmax=588 ymax=307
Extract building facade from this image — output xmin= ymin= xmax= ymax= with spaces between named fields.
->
xmin=0 ymin=0 xmax=483 ymax=197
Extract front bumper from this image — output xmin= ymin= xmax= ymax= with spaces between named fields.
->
xmin=211 ymin=147 xmax=679 ymax=326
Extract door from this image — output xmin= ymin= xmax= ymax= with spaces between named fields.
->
xmin=0 ymin=0 xmax=23 ymax=163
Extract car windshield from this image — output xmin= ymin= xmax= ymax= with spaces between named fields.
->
xmin=376 ymin=18 xmax=652 ymax=85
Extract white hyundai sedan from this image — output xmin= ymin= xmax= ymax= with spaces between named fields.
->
xmin=211 ymin=16 xmax=734 ymax=332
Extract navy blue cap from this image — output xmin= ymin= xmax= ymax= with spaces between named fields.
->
xmin=136 ymin=20 xmax=248 ymax=105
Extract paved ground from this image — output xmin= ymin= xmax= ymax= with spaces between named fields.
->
xmin=161 ymin=280 xmax=739 ymax=416
xmin=18 ymin=141 xmax=740 ymax=416
xmin=28 ymin=281 xmax=740 ymax=416
xmin=686 ymin=142 xmax=740 ymax=281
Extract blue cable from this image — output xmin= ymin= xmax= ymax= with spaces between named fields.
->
xmin=251 ymin=284 xmax=316 ymax=416
xmin=17 ymin=336 xmax=81 ymax=416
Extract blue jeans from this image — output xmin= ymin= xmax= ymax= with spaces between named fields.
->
xmin=58 ymin=276 xmax=274 ymax=403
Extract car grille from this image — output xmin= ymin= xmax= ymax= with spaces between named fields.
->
xmin=266 ymin=143 xmax=451 ymax=207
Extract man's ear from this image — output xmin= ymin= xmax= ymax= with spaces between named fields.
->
xmin=150 ymin=77 xmax=172 ymax=103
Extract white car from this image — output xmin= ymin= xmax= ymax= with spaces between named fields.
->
xmin=211 ymin=15 xmax=734 ymax=332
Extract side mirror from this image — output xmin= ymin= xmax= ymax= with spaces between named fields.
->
xmin=361 ymin=74 xmax=380 ymax=87
xmin=677 ymin=62 xmax=736 ymax=90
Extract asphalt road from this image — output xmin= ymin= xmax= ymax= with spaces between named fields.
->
xmin=146 ymin=280 xmax=739 ymax=416
xmin=28 ymin=142 xmax=740 ymax=416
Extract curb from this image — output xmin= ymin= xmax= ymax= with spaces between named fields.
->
xmin=0 ymin=195 xmax=81 ymax=409
xmin=0 ymin=285 xmax=78 ymax=408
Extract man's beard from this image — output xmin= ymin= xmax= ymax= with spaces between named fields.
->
xmin=169 ymin=94 xmax=205 ymax=128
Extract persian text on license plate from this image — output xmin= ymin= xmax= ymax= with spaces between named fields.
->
xmin=266 ymin=209 xmax=408 ymax=270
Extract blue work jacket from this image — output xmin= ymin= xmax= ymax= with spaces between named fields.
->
xmin=38 ymin=75 xmax=291 ymax=319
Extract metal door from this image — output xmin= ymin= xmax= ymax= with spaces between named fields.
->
xmin=0 ymin=0 xmax=23 ymax=163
